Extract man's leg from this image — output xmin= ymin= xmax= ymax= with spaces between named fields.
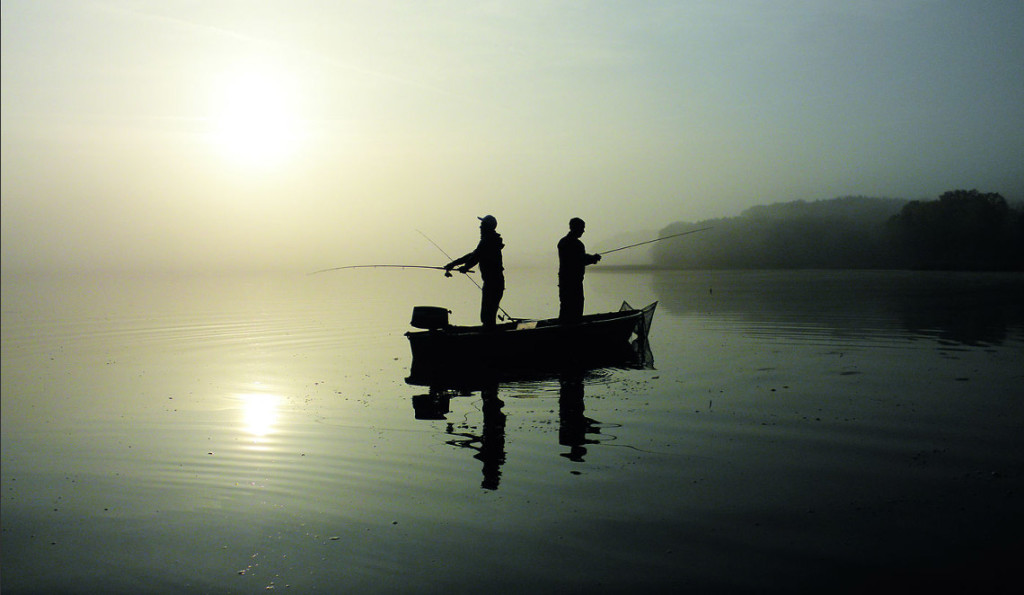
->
xmin=481 ymin=282 xmax=504 ymax=327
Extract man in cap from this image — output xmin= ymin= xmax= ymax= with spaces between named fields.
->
xmin=557 ymin=217 xmax=601 ymax=323
xmin=444 ymin=215 xmax=505 ymax=328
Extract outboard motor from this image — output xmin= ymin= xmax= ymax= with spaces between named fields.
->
xmin=410 ymin=306 xmax=450 ymax=330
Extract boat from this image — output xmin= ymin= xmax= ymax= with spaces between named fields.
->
xmin=405 ymin=301 xmax=656 ymax=387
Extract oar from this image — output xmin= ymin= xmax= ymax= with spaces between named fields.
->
xmin=308 ymin=264 xmax=474 ymax=275
xmin=598 ymin=226 xmax=713 ymax=256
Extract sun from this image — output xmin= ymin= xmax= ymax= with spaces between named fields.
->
xmin=211 ymin=68 xmax=303 ymax=167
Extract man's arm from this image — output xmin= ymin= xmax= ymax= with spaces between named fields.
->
xmin=445 ymin=249 xmax=480 ymax=272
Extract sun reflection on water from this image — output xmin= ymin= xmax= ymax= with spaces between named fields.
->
xmin=239 ymin=393 xmax=281 ymax=438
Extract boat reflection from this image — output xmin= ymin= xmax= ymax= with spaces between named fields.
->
xmin=439 ymin=385 xmax=507 ymax=490
xmin=409 ymin=363 xmax=632 ymax=490
xmin=412 ymin=384 xmax=507 ymax=490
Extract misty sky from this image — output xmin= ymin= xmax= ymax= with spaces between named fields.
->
xmin=3 ymin=1 xmax=1023 ymax=272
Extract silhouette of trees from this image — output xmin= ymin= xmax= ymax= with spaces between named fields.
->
xmin=652 ymin=196 xmax=906 ymax=269
xmin=887 ymin=189 xmax=1023 ymax=270
xmin=651 ymin=192 xmax=1023 ymax=271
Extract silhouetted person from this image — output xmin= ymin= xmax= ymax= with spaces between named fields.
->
xmin=445 ymin=215 xmax=505 ymax=328
xmin=558 ymin=217 xmax=601 ymax=323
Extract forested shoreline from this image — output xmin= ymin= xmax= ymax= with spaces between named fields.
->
xmin=650 ymin=190 xmax=1024 ymax=271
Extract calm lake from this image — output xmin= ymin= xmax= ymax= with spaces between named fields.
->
xmin=2 ymin=268 xmax=1022 ymax=594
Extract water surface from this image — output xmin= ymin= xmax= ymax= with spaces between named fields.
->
xmin=3 ymin=269 xmax=1022 ymax=593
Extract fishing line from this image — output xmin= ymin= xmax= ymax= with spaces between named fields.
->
xmin=598 ymin=226 xmax=713 ymax=256
xmin=416 ymin=228 xmax=517 ymax=322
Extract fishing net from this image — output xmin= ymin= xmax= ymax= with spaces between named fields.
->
xmin=621 ymin=301 xmax=657 ymax=367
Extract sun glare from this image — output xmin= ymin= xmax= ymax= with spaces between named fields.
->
xmin=239 ymin=393 xmax=281 ymax=437
xmin=211 ymin=68 xmax=303 ymax=167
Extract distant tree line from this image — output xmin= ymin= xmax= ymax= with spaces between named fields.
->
xmin=652 ymin=191 xmax=1024 ymax=271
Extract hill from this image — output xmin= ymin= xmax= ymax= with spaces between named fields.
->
xmin=652 ymin=192 xmax=1024 ymax=271
xmin=652 ymin=196 xmax=907 ymax=269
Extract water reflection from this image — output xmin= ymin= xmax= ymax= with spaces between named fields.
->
xmin=411 ymin=371 xmax=615 ymax=489
xmin=411 ymin=389 xmax=456 ymax=420
xmin=652 ymin=270 xmax=1024 ymax=346
xmin=238 ymin=393 xmax=281 ymax=438
xmin=558 ymin=373 xmax=601 ymax=462
xmin=412 ymin=385 xmax=508 ymax=490
xmin=443 ymin=386 xmax=507 ymax=490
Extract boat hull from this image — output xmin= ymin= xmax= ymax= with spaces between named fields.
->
xmin=406 ymin=302 xmax=656 ymax=387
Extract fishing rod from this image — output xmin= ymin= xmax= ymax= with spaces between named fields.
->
xmin=415 ymin=229 xmax=481 ymax=283
xmin=416 ymin=229 xmax=518 ymax=322
xmin=416 ymin=230 xmax=458 ymax=265
xmin=307 ymin=264 xmax=474 ymax=276
xmin=598 ymin=226 xmax=713 ymax=256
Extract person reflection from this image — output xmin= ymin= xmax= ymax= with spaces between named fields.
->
xmin=445 ymin=384 xmax=507 ymax=490
xmin=559 ymin=372 xmax=600 ymax=462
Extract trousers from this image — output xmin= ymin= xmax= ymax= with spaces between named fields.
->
xmin=558 ymin=280 xmax=584 ymax=323
xmin=481 ymin=280 xmax=505 ymax=327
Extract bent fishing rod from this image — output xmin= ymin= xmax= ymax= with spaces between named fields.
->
xmin=598 ymin=226 xmax=713 ymax=256
xmin=416 ymin=229 xmax=480 ymax=286
xmin=308 ymin=264 xmax=475 ymax=276
xmin=416 ymin=229 xmax=518 ymax=322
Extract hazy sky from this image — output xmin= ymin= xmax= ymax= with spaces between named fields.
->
xmin=3 ymin=1 xmax=1023 ymax=272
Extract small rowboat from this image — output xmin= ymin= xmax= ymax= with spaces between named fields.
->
xmin=405 ymin=301 xmax=656 ymax=387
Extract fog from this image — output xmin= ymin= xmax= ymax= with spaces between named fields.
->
xmin=3 ymin=1 xmax=1023 ymax=273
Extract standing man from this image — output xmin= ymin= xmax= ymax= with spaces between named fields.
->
xmin=444 ymin=215 xmax=505 ymax=328
xmin=557 ymin=217 xmax=601 ymax=323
